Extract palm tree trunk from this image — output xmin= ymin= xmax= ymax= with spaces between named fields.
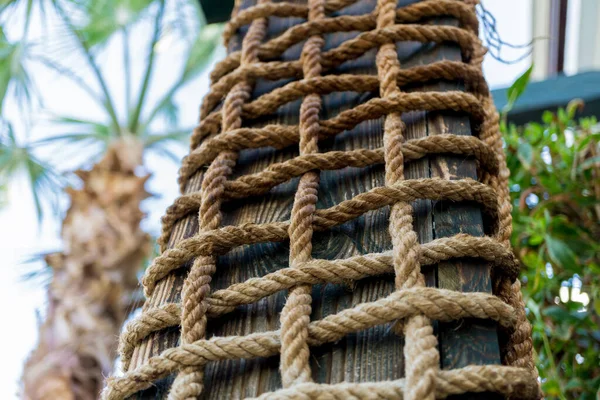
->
xmin=22 ymin=137 xmax=151 ymax=400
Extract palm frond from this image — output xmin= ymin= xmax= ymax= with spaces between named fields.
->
xmin=143 ymin=128 xmax=191 ymax=147
xmin=0 ymin=121 xmax=67 ymax=221
xmin=155 ymin=96 xmax=178 ymax=126
xmin=52 ymin=0 xmax=122 ymax=133
xmin=19 ymin=250 xmax=54 ymax=285
xmin=31 ymin=54 xmax=103 ymax=105
xmin=46 ymin=115 xmax=112 ymax=139
xmin=148 ymin=144 xmax=183 ymax=163
xmin=0 ymin=27 xmax=36 ymax=114
xmin=64 ymin=0 xmax=155 ymax=48
xmin=127 ymin=0 xmax=165 ymax=134
xmin=141 ymin=23 xmax=221 ymax=129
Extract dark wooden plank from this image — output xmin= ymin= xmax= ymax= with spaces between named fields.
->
xmin=200 ymin=7 xmax=305 ymax=396
xmin=129 ymin=1 xmax=502 ymax=398
xmin=428 ymin=16 xmax=501 ymax=373
xmin=414 ymin=16 xmax=502 ymax=399
xmin=394 ymin=16 xmax=501 ymax=398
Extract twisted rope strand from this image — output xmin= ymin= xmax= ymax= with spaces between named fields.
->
xmin=280 ymin=0 xmax=325 ymax=387
xmin=106 ymin=0 xmax=540 ymax=398
xmin=104 ymin=287 xmax=519 ymax=400
xmin=145 ymin=178 xmax=501 ymax=296
xmin=178 ymin=133 xmax=497 ymax=203
xmin=192 ymin=89 xmax=485 ymax=154
xmin=200 ymin=61 xmax=487 ymax=123
xmin=168 ymin=2 xmax=269 ymax=398
xmin=375 ymin=0 xmax=438 ymax=398
xmin=223 ymin=0 xmax=478 ymax=47
xmin=249 ymin=366 xmax=541 ymax=400
xmin=209 ymin=23 xmax=480 ymax=89
xmin=118 ymin=234 xmax=520 ymax=368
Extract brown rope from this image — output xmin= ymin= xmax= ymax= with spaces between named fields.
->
xmin=191 ymin=90 xmax=485 ymax=155
xmin=375 ymin=0 xmax=438 ymax=398
xmin=106 ymin=287 xmax=524 ymax=399
xmin=249 ymin=366 xmax=540 ymax=400
xmin=104 ymin=0 xmax=540 ymax=398
xmin=222 ymin=0 xmax=478 ymax=48
xmin=207 ymin=23 xmax=479 ymax=91
xmin=145 ymin=178 xmax=501 ymax=295
xmin=118 ymin=234 xmax=520 ymax=370
xmin=176 ymin=133 xmax=498 ymax=210
xmin=200 ymin=61 xmax=488 ymax=123
xmin=279 ymin=0 xmax=324 ymax=387
xmin=168 ymin=1 xmax=269 ymax=398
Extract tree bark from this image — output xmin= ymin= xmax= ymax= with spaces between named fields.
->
xmin=22 ymin=138 xmax=151 ymax=400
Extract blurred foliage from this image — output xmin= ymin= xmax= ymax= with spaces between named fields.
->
xmin=502 ymin=70 xmax=600 ymax=399
xmin=0 ymin=0 xmax=221 ymax=220
xmin=0 ymin=121 xmax=66 ymax=220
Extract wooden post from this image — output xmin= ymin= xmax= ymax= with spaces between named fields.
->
xmin=128 ymin=0 xmax=503 ymax=397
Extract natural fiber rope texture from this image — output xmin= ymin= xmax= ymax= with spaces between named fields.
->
xmin=168 ymin=1 xmax=269 ymax=398
xmin=279 ymin=0 xmax=324 ymax=387
xmin=247 ymin=366 xmax=540 ymax=400
xmin=118 ymin=233 xmax=520 ymax=371
xmin=375 ymin=0 xmax=438 ymax=398
xmin=106 ymin=287 xmax=523 ymax=399
xmin=104 ymin=0 xmax=539 ymax=398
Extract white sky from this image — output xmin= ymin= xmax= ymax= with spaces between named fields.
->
xmin=0 ymin=1 xmax=540 ymax=398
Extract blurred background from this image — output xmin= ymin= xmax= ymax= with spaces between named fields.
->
xmin=0 ymin=0 xmax=598 ymax=398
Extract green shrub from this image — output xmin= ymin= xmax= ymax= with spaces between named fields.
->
xmin=502 ymin=99 xmax=600 ymax=399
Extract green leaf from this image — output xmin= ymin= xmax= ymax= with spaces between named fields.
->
xmin=73 ymin=0 xmax=154 ymax=48
xmin=517 ymin=141 xmax=533 ymax=169
xmin=542 ymin=378 xmax=562 ymax=396
xmin=545 ymin=235 xmax=577 ymax=271
xmin=143 ymin=129 xmax=192 ymax=147
xmin=528 ymin=234 xmax=544 ymax=246
xmin=49 ymin=116 xmax=113 ymax=138
xmin=566 ymin=99 xmax=585 ymax=120
xmin=594 ymin=299 xmax=600 ymax=317
xmin=526 ymin=298 xmax=541 ymax=320
xmin=155 ymin=97 xmax=179 ymax=126
xmin=577 ymin=156 xmax=600 ymax=173
xmin=542 ymin=110 xmax=554 ymax=124
xmin=544 ymin=305 xmax=586 ymax=326
xmin=0 ymin=29 xmax=35 ymax=114
xmin=505 ymin=64 xmax=533 ymax=112
xmin=576 ymin=132 xmax=600 ymax=151
xmin=127 ymin=0 xmax=165 ymax=134
xmin=524 ymin=122 xmax=544 ymax=144
xmin=141 ymin=23 xmax=221 ymax=129
xmin=0 ymin=122 xmax=66 ymax=222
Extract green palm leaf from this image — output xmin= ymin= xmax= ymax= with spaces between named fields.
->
xmin=0 ymin=27 xmax=35 ymax=113
xmin=60 ymin=0 xmax=154 ymax=48
xmin=0 ymin=121 xmax=66 ymax=221
xmin=142 ymin=23 xmax=221 ymax=130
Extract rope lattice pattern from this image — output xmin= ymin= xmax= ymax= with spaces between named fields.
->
xmin=104 ymin=0 xmax=540 ymax=398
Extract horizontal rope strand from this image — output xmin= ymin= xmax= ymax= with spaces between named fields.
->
xmin=105 ymin=287 xmax=517 ymax=400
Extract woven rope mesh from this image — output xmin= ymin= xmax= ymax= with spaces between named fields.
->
xmin=104 ymin=0 xmax=541 ymax=398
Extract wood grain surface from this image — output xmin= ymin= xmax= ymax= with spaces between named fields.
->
xmin=128 ymin=1 xmax=502 ymax=398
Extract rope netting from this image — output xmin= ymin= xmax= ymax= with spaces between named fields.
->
xmin=104 ymin=0 xmax=541 ymax=398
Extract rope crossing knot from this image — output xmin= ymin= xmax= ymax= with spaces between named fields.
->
xmin=104 ymin=0 xmax=540 ymax=398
